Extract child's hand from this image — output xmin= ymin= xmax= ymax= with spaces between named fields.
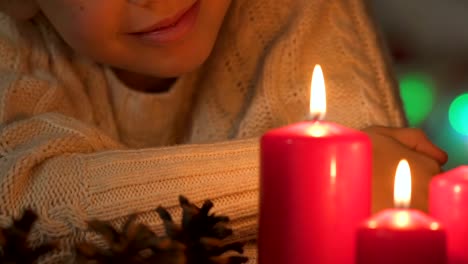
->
xmin=362 ymin=126 xmax=448 ymax=213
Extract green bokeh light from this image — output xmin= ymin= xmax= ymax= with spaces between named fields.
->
xmin=449 ymin=93 xmax=468 ymax=136
xmin=432 ymin=123 xmax=468 ymax=170
xmin=399 ymin=73 xmax=435 ymax=126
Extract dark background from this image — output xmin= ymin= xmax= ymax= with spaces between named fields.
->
xmin=372 ymin=0 xmax=468 ymax=169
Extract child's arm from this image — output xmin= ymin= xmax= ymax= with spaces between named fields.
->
xmin=0 ymin=73 xmax=259 ymax=259
xmin=0 ymin=114 xmax=259 ymax=255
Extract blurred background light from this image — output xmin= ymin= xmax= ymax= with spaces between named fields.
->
xmin=373 ymin=0 xmax=468 ymax=169
xmin=449 ymin=93 xmax=468 ymax=136
xmin=399 ymin=73 xmax=436 ymax=127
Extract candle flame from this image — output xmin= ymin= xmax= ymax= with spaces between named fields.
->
xmin=394 ymin=159 xmax=412 ymax=208
xmin=309 ymin=64 xmax=326 ymax=120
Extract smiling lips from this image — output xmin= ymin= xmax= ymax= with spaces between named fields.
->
xmin=133 ymin=1 xmax=200 ymax=45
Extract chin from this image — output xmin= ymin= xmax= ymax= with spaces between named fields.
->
xmin=156 ymin=57 xmax=207 ymax=78
xmin=140 ymin=42 xmax=215 ymax=78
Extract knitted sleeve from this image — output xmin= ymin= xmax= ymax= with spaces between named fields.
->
xmin=0 ymin=21 xmax=259 ymax=262
xmin=0 ymin=77 xmax=259 ymax=251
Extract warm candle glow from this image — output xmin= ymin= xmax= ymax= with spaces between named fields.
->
xmin=430 ymin=222 xmax=440 ymax=231
xmin=305 ymin=124 xmax=328 ymax=137
xmin=394 ymin=159 xmax=412 ymax=208
xmin=394 ymin=211 xmax=411 ymax=227
xmin=367 ymin=220 xmax=378 ymax=229
xmin=309 ymin=64 xmax=326 ymax=120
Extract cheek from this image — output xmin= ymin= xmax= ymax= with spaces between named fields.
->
xmin=198 ymin=0 xmax=231 ymax=38
xmin=38 ymin=0 xmax=124 ymax=56
xmin=202 ymin=0 xmax=231 ymax=20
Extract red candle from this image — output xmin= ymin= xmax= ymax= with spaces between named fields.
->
xmin=430 ymin=166 xmax=468 ymax=264
xmin=259 ymin=65 xmax=372 ymax=264
xmin=357 ymin=160 xmax=447 ymax=264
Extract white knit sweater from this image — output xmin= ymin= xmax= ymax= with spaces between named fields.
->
xmin=0 ymin=0 xmax=405 ymax=262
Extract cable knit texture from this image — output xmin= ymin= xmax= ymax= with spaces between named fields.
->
xmin=0 ymin=0 xmax=405 ymax=262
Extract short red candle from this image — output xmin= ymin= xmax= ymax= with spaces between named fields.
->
xmin=357 ymin=209 xmax=446 ymax=264
xmin=258 ymin=65 xmax=372 ymax=264
xmin=430 ymin=166 xmax=468 ymax=264
xmin=357 ymin=160 xmax=447 ymax=264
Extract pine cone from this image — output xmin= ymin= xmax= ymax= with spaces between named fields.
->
xmin=77 ymin=196 xmax=248 ymax=264
xmin=0 ymin=209 xmax=58 ymax=264
xmin=156 ymin=196 xmax=249 ymax=264
xmin=76 ymin=214 xmax=184 ymax=264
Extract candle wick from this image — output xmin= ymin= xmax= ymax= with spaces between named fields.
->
xmin=394 ymin=202 xmax=410 ymax=210
xmin=306 ymin=112 xmax=324 ymax=122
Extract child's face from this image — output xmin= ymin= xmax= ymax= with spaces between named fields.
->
xmin=36 ymin=0 xmax=231 ymax=77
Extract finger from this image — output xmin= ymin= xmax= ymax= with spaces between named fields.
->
xmin=371 ymin=127 xmax=448 ymax=165
xmin=398 ymin=129 xmax=448 ymax=165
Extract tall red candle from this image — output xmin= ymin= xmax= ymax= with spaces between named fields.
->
xmin=258 ymin=65 xmax=372 ymax=264
xmin=357 ymin=160 xmax=447 ymax=264
xmin=430 ymin=166 xmax=468 ymax=264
